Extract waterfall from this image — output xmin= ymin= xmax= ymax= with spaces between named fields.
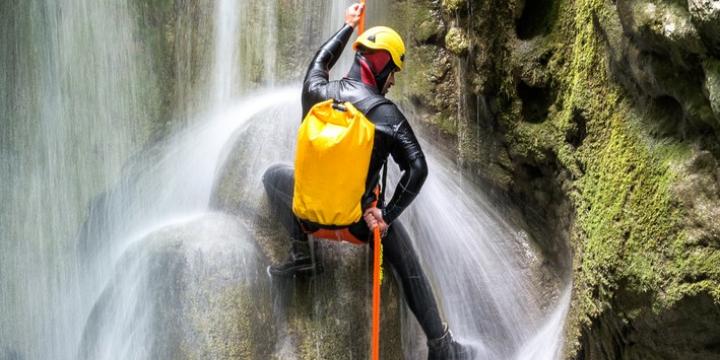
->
xmin=401 ymin=148 xmax=571 ymax=358
xmin=212 ymin=0 xmax=240 ymax=106
xmin=1 ymin=0 xmax=151 ymax=358
xmin=0 ymin=0 xmax=570 ymax=359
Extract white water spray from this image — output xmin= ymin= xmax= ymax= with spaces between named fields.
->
xmin=78 ymin=88 xmax=298 ymax=359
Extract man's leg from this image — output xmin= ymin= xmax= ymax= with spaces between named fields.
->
xmin=383 ymin=222 xmax=445 ymax=339
xmin=262 ymin=164 xmax=321 ymax=277
xmin=262 ymin=163 xmax=304 ymax=240
xmin=384 ymin=222 xmax=474 ymax=359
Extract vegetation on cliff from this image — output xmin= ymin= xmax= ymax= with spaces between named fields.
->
xmin=389 ymin=0 xmax=720 ymax=358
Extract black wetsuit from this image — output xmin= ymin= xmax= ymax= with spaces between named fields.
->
xmin=262 ymin=24 xmax=445 ymax=339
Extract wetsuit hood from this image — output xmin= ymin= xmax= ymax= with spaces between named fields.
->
xmin=346 ymin=51 xmax=396 ymax=93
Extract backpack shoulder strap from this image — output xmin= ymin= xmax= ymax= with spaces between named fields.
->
xmin=326 ymin=81 xmax=341 ymax=103
xmin=353 ymin=95 xmax=392 ymax=117
xmin=324 ymin=80 xmax=391 ymax=116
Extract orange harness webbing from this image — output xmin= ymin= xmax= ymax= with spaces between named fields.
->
xmin=305 ymin=186 xmax=380 ymax=244
xmin=309 ymin=228 xmax=365 ymax=245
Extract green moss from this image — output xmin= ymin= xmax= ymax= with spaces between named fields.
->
xmin=396 ymin=44 xmax=438 ymax=103
xmin=477 ymin=0 xmax=720 ymax=355
xmin=575 ymin=108 xmax=683 ymax=309
xmin=537 ymin=0 xmax=720 ymax=356
xmin=416 ymin=18 xmax=443 ymax=43
xmin=445 ymin=27 xmax=470 ymax=55
xmin=386 ymin=1 xmax=443 ymax=100
xmin=442 ymin=0 xmax=466 ymax=13
xmin=393 ymin=0 xmax=720 ymax=356
xmin=433 ymin=112 xmax=459 ymax=136
xmin=388 ymin=0 xmax=460 ymax=135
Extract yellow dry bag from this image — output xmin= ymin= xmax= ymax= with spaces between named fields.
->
xmin=292 ymin=99 xmax=375 ymax=226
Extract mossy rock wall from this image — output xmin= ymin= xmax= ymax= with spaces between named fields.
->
xmin=388 ymin=0 xmax=720 ymax=358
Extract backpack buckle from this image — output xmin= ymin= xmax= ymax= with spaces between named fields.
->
xmin=332 ymin=100 xmax=347 ymax=112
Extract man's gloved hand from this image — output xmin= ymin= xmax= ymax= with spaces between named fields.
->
xmin=363 ymin=207 xmax=388 ymax=236
xmin=345 ymin=3 xmax=365 ymax=29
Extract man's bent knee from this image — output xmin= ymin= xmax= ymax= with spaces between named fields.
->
xmin=262 ymin=163 xmax=293 ymax=193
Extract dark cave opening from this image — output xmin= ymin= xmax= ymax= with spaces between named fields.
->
xmin=647 ymin=95 xmax=685 ymax=137
xmin=517 ymin=80 xmax=553 ymax=123
xmin=578 ymin=292 xmax=720 ymax=359
xmin=566 ymin=108 xmax=588 ymax=148
xmin=516 ymin=0 xmax=558 ymax=40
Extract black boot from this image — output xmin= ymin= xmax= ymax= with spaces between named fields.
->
xmin=427 ymin=325 xmax=476 ymax=360
xmin=268 ymin=239 xmax=323 ymax=277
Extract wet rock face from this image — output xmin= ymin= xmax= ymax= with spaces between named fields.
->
xmin=209 ymin=112 xmax=408 ymax=359
xmin=79 ymin=209 xmax=406 ymax=360
xmin=617 ymin=0 xmax=704 ymax=60
xmin=689 ymin=0 xmax=720 ymax=55
xmin=705 ymin=58 xmax=720 ymax=117
xmin=79 ymin=214 xmax=276 ymax=359
xmin=580 ymin=292 xmax=720 ymax=359
xmin=673 ymin=149 xmax=720 ymax=249
xmin=387 ymin=0 xmax=720 ymax=358
xmin=609 ymin=0 xmax=719 ymax=136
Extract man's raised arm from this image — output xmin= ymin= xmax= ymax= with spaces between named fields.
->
xmin=301 ymin=3 xmax=364 ymax=116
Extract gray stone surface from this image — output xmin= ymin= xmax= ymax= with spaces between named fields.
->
xmin=80 ymin=214 xmax=275 ymax=359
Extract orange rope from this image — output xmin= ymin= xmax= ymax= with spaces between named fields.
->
xmin=359 ymin=3 xmax=377 ymax=358
xmin=371 ymin=226 xmax=381 ymax=360
xmin=358 ymin=0 xmax=367 ymax=35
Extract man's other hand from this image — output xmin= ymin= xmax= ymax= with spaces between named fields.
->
xmin=363 ymin=207 xmax=388 ymax=236
xmin=345 ymin=3 xmax=364 ymax=29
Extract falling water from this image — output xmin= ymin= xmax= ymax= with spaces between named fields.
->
xmin=1 ymin=0 xmax=571 ymax=359
xmin=401 ymin=148 xmax=571 ymax=358
xmin=1 ymin=0 xmax=152 ymax=358
xmin=76 ymin=87 xmax=298 ymax=359
xmin=212 ymin=0 xmax=240 ymax=106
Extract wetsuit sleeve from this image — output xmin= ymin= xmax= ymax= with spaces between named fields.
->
xmin=383 ymin=117 xmax=428 ymax=224
xmin=301 ymin=24 xmax=355 ymax=117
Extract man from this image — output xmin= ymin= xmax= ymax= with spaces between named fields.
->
xmin=262 ymin=3 xmax=474 ymax=359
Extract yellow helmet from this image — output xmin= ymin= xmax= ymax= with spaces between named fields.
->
xmin=353 ymin=26 xmax=406 ymax=71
